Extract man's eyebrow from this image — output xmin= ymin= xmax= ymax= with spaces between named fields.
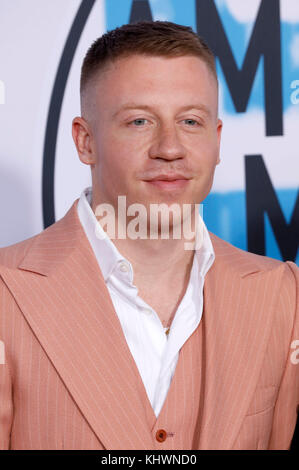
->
xmin=112 ymin=103 xmax=212 ymax=118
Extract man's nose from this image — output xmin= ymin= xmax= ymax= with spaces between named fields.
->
xmin=148 ymin=124 xmax=187 ymax=161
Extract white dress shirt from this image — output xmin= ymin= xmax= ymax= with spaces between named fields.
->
xmin=77 ymin=187 xmax=215 ymax=417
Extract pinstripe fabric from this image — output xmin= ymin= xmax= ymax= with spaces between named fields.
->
xmin=0 ymin=198 xmax=298 ymax=449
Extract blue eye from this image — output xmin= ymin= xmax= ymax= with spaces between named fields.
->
xmin=184 ymin=119 xmax=198 ymax=126
xmin=132 ymin=119 xmax=147 ymax=126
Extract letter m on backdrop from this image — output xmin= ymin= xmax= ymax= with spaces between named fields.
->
xmin=196 ymin=0 xmax=282 ymax=136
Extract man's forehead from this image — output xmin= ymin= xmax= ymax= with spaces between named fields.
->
xmin=97 ymin=56 xmax=217 ymax=95
xmin=82 ymin=54 xmax=218 ymax=119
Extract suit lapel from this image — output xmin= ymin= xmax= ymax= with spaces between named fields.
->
xmin=0 ymin=199 xmax=154 ymax=450
xmin=197 ymin=233 xmax=285 ymax=449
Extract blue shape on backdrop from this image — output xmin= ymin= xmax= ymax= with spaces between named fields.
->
xmin=104 ymin=0 xmax=299 ymax=264
xmin=204 ymin=189 xmax=299 ymax=264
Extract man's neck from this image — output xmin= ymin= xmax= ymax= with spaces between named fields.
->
xmin=90 ymin=194 xmax=197 ymax=288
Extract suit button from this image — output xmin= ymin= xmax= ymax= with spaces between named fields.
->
xmin=156 ymin=429 xmax=167 ymax=442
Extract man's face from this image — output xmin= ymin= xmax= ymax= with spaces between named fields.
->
xmin=76 ymin=54 xmax=222 ymax=215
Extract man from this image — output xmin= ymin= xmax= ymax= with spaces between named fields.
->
xmin=0 ymin=21 xmax=298 ymax=450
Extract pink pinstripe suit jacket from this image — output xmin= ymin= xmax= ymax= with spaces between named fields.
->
xmin=0 ymin=198 xmax=298 ymax=450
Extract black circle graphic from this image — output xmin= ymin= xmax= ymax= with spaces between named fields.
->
xmin=42 ymin=0 xmax=96 ymax=228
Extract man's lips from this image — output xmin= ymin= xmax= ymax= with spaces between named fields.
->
xmin=142 ymin=175 xmax=191 ymax=190
xmin=144 ymin=173 xmax=191 ymax=182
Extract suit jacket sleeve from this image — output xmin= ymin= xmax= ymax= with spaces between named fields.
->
xmin=268 ymin=261 xmax=299 ymax=449
xmin=0 ymin=278 xmax=13 ymax=450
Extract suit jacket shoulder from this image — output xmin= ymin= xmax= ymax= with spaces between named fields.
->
xmin=208 ymin=230 xmax=288 ymax=272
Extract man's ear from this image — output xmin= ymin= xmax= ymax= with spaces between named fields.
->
xmin=216 ymin=118 xmax=223 ymax=165
xmin=72 ymin=116 xmax=96 ymax=166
